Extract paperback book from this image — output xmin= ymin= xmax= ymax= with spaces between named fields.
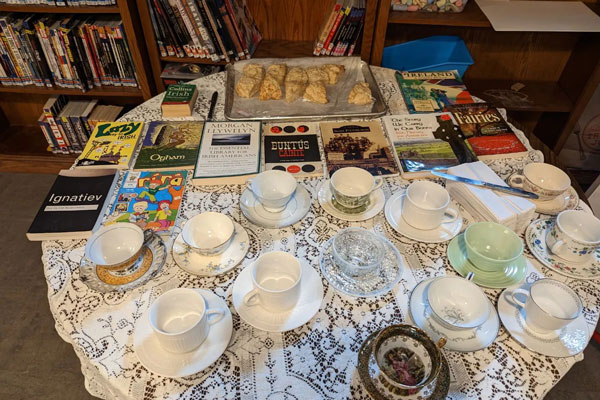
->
xmin=105 ymin=170 xmax=187 ymax=235
xmin=395 ymin=140 xmax=461 ymax=179
xmin=75 ymin=121 xmax=144 ymax=169
xmin=396 ymin=70 xmax=474 ymax=114
xmin=133 ymin=121 xmax=204 ymax=170
xmin=192 ymin=121 xmax=262 ymax=185
xmin=262 ymin=122 xmax=324 ymax=178
xmin=161 ymin=84 xmax=198 ymax=118
xmin=26 ymin=169 xmax=118 ymax=241
xmin=448 ymin=103 xmax=528 ymax=159
xmin=319 ymin=120 xmax=399 ymax=177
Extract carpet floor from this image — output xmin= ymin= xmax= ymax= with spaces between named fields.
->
xmin=0 ymin=172 xmax=598 ymax=399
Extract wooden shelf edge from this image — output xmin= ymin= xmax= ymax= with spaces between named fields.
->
xmin=0 ymin=84 xmax=143 ymax=97
xmin=0 ymin=4 xmax=119 ymax=13
xmin=388 ymin=2 xmax=491 ymax=28
xmin=0 ymin=153 xmax=76 ymax=174
xmin=160 ymin=56 xmax=227 ymax=65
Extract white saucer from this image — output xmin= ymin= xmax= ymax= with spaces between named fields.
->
xmin=317 ymin=180 xmax=385 ymax=222
xmin=173 ymin=221 xmax=249 ymax=276
xmin=134 ymin=289 xmax=233 ymax=377
xmin=531 ymin=186 xmax=579 ymax=215
xmin=384 ymin=190 xmax=463 ymax=243
xmin=408 ymin=278 xmax=499 ymax=352
xmin=526 ymin=218 xmax=600 ymax=280
xmin=498 ymin=286 xmax=589 ymax=357
xmin=232 ymin=260 xmax=323 ymax=332
xmin=240 ymin=184 xmax=311 ymax=228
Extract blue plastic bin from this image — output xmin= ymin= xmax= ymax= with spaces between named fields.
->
xmin=381 ymin=36 xmax=474 ymax=78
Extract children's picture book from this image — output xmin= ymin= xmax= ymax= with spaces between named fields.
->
xmin=319 ymin=120 xmax=399 ymax=177
xmin=26 ymin=169 xmax=119 ymax=241
xmin=448 ymin=103 xmax=528 ymax=159
xmin=105 ymin=170 xmax=187 ymax=235
xmin=133 ymin=121 xmax=204 ymax=171
xmin=192 ymin=121 xmax=262 ymax=185
xmin=262 ymin=122 xmax=324 ymax=178
xmin=75 ymin=121 xmax=144 ymax=169
xmin=395 ymin=140 xmax=461 ymax=179
xmin=396 ymin=70 xmax=474 ymax=114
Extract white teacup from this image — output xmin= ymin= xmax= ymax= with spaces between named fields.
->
xmin=246 ymin=170 xmax=297 ymax=213
xmin=243 ymin=252 xmax=302 ymax=313
xmin=85 ymin=223 xmax=147 ymax=270
xmin=182 ymin=212 xmax=235 ymax=256
xmin=508 ymin=279 xmax=582 ymax=333
xmin=149 ymin=288 xmax=225 ymax=353
xmin=330 ymin=167 xmax=383 ymax=209
xmin=402 ymin=181 xmax=459 ymax=230
xmin=508 ymin=163 xmax=570 ymax=201
xmin=546 ymin=210 xmax=600 ymax=263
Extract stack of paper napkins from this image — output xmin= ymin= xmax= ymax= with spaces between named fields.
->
xmin=445 ymin=162 xmax=536 ymax=234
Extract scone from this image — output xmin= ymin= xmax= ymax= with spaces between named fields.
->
xmin=306 ymin=66 xmax=329 ymax=84
xmin=259 ymin=75 xmax=283 ymax=101
xmin=266 ymin=64 xmax=287 ymax=85
xmin=285 ymin=80 xmax=306 ymax=103
xmin=348 ymin=82 xmax=372 ymax=105
xmin=285 ymin=67 xmax=308 ymax=84
xmin=242 ymin=63 xmax=265 ymax=80
xmin=235 ymin=76 xmax=261 ymax=98
xmin=322 ymin=64 xmax=345 ymax=85
xmin=303 ymin=82 xmax=328 ymax=104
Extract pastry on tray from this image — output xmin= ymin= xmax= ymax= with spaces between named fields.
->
xmin=303 ymin=82 xmax=328 ymax=104
xmin=285 ymin=80 xmax=306 ymax=103
xmin=242 ymin=63 xmax=265 ymax=80
xmin=348 ymin=82 xmax=372 ymax=105
xmin=259 ymin=75 xmax=283 ymax=101
xmin=266 ymin=64 xmax=287 ymax=85
xmin=306 ymin=66 xmax=329 ymax=84
xmin=285 ymin=67 xmax=308 ymax=85
xmin=235 ymin=76 xmax=261 ymax=98
xmin=322 ymin=64 xmax=345 ymax=85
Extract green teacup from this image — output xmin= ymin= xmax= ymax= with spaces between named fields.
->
xmin=463 ymin=222 xmax=523 ymax=272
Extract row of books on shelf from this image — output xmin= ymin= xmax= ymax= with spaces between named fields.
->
xmin=0 ymin=0 xmax=116 ymax=5
xmin=147 ymin=0 xmax=261 ymax=62
xmin=39 ymin=94 xmax=123 ymax=153
xmin=313 ymin=0 xmax=366 ymax=57
xmin=0 ymin=14 xmax=138 ymax=90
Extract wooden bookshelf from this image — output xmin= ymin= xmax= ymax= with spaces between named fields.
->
xmin=0 ymin=85 xmax=144 ymax=98
xmin=0 ymin=4 xmax=119 ymax=13
xmin=388 ymin=2 xmax=490 ymax=28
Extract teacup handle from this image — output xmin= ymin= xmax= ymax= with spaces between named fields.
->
xmin=508 ymin=288 xmax=529 ymax=309
xmin=442 ymin=206 xmax=459 ymax=224
xmin=549 ymin=240 xmax=565 ymax=255
xmin=508 ymin=174 xmax=525 ymax=189
xmin=243 ymin=288 xmax=260 ymax=307
xmin=206 ymin=308 xmax=225 ymax=325
xmin=245 ymin=179 xmax=253 ymax=192
xmin=372 ymin=177 xmax=383 ymax=192
xmin=143 ymin=228 xmax=153 ymax=244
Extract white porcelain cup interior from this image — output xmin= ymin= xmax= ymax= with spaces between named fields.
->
xmin=243 ymin=251 xmax=302 ymax=313
xmin=546 ymin=210 xmax=600 ymax=262
xmin=509 ymin=163 xmax=570 ymax=200
xmin=182 ymin=212 xmax=234 ymax=252
xmin=403 ymin=181 xmax=459 ymax=230
xmin=509 ymin=279 xmax=582 ymax=333
xmin=247 ymin=170 xmax=297 ymax=212
xmin=427 ymin=276 xmax=490 ymax=329
xmin=149 ymin=288 xmax=225 ymax=353
xmin=85 ymin=223 xmax=144 ymax=266
xmin=331 ymin=167 xmax=382 ymax=197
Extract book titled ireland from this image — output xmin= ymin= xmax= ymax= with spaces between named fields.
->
xmin=133 ymin=121 xmax=204 ymax=171
xmin=75 ymin=121 xmax=144 ymax=169
xmin=396 ymin=70 xmax=474 ymax=114
xmin=192 ymin=121 xmax=262 ymax=185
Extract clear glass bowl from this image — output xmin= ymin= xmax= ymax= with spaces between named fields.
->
xmin=332 ymin=228 xmax=386 ymax=278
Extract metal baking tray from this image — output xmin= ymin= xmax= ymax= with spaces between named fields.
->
xmin=224 ymin=57 xmax=388 ymax=121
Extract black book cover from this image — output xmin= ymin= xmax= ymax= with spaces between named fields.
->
xmin=26 ymin=169 xmax=118 ymax=241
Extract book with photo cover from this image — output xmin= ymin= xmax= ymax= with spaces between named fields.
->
xmin=448 ymin=103 xmax=528 ymax=159
xmin=319 ymin=120 xmax=399 ymax=177
xmin=26 ymin=169 xmax=118 ymax=241
xmin=262 ymin=122 xmax=324 ymax=178
xmin=396 ymin=70 xmax=474 ymax=114
xmin=192 ymin=121 xmax=262 ymax=185
xmin=395 ymin=140 xmax=461 ymax=179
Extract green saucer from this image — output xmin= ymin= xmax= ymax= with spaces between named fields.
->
xmin=447 ymin=233 xmax=527 ymax=289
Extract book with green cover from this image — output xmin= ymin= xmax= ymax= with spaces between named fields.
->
xmin=133 ymin=121 xmax=204 ymax=170
xmin=161 ymin=84 xmax=198 ymax=117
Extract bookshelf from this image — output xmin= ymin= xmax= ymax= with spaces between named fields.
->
xmin=370 ymin=0 xmax=600 ymax=154
xmin=0 ymin=0 xmax=155 ymax=173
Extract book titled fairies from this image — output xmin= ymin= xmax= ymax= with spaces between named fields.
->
xmin=105 ymin=170 xmax=187 ymax=235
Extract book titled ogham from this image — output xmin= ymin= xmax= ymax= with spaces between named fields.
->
xmin=26 ymin=169 xmax=118 ymax=241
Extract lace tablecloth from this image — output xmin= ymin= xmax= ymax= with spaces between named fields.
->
xmin=42 ymin=67 xmax=599 ymax=399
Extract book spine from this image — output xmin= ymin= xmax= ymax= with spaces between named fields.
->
xmin=170 ymin=0 xmax=196 ymax=57
xmin=60 ymin=115 xmax=82 ymax=152
xmin=23 ymin=23 xmax=53 ymax=87
xmin=38 ymin=114 xmax=57 ymax=152
xmin=105 ymin=24 xmax=125 ymax=85
xmin=43 ymin=105 xmax=70 ymax=153
xmin=223 ymin=0 xmax=247 ymax=56
xmin=80 ymin=23 xmax=101 ymax=87
xmin=348 ymin=4 xmax=365 ymax=56
xmin=0 ymin=20 xmax=29 ymax=84
xmin=7 ymin=20 xmax=37 ymax=84
xmin=70 ymin=115 xmax=89 ymax=149
xmin=176 ymin=0 xmax=205 ymax=57
xmin=197 ymin=0 xmax=226 ymax=61
xmin=327 ymin=4 xmax=350 ymax=55
xmin=161 ymin=0 xmax=192 ymax=57
xmin=49 ymin=25 xmax=73 ymax=87
xmin=115 ymin=24 xmax=139 ymax=86
xmin=35 ymin=20 xmax=62 ymax=86
xmin=90 ymin=23 xmax=110 ymax=86
xmin=205 ymin=0 xmax=236 ymax=60
xmin=187 ymin=0 xmax=217 ymax=60
xmin=321 ymin=5 xmax=344 ymax=56
xmin=152 ymin=0 xmax=182 ymax=56
xmin=216 ymin=0 xmax=243 ymax=59
xmin=314 ymin=3 xmax=340 ymax=55
xmin=60 ymin=25 xmax=85 ymax=90
xmin=146 ymin=0 xmax=167 ymax=57
xmin=13 ymin=24 xmax=43 ymax=86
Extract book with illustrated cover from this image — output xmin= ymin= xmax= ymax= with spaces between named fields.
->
xmin=192 ymin=121 xmax=262 ymax=185
xmin=396 ymin=70 xmax=474 ymax=114
xmin=75 ymin=121 xmax=144 ymax=169
xmin=26 ymin=169 xmax=118 ymax=241
xmin=134 ymin=121 xmax=204 ymax=171
xmin=395 ymin=140 xmax=461 ymax=179
xmin=262 ymin=122 xmax=324 ymax=178
xmin=448 ymin=103 xmax=528 ymax=159
xmin=319 ymin=120 xmax=399 ymax=177
xmin=105 ymin=170 xmax=187 ymax=235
